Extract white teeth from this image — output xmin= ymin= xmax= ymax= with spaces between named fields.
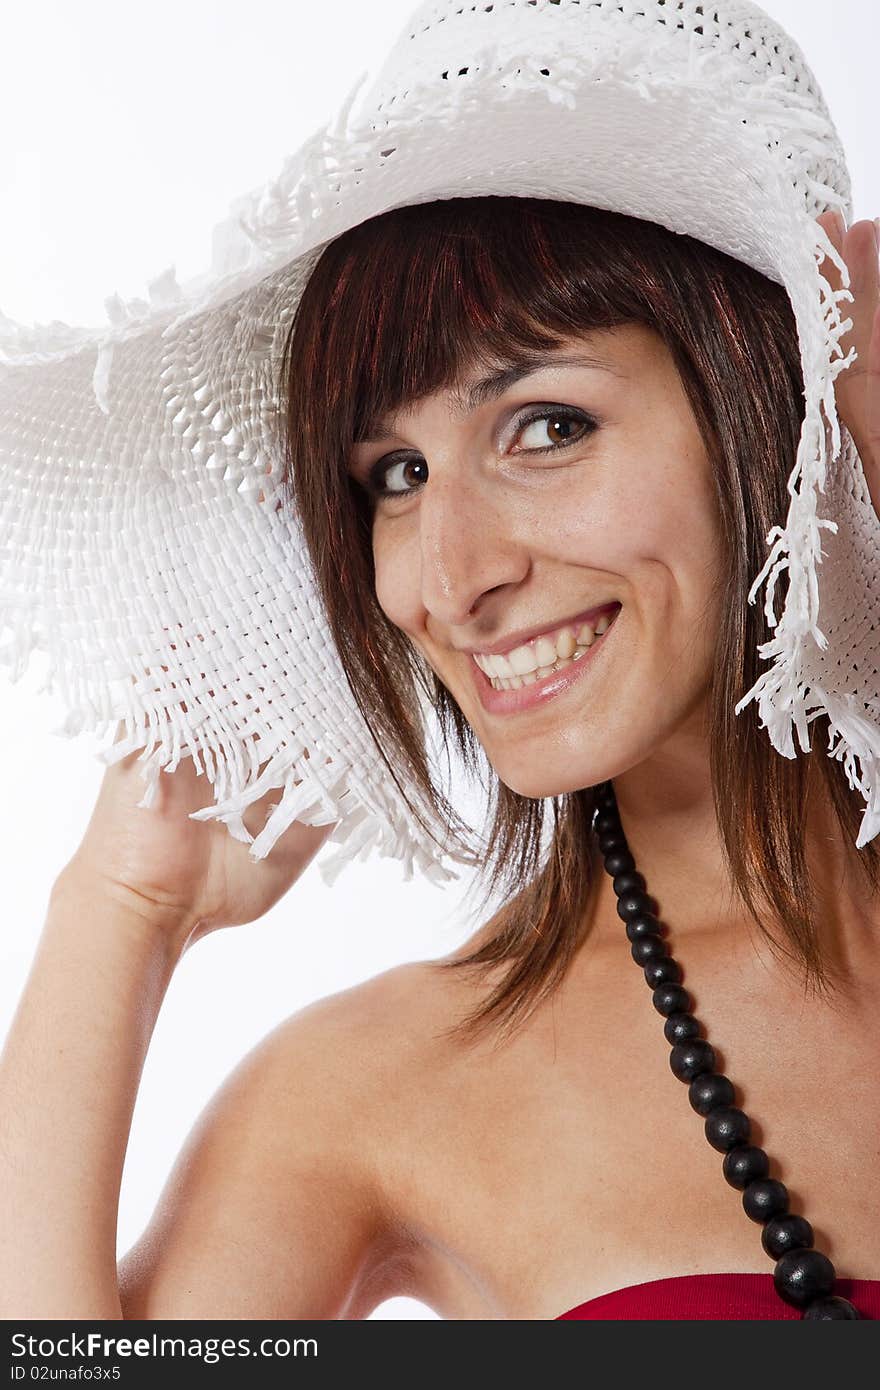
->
xmin=492 ymin=653 xmax=575 ymax=691
xmin=534 ymin=635 xmax=558 ymax=666
xmin=507 ymin=624 xmax=578 ymax=672
xmin=508 ymin=643 xmax=539 ymax=676
xmin=474 ymin=608 xmax=616 ymax=681
xmin=481 ymin=607 xmax=618 ymax=691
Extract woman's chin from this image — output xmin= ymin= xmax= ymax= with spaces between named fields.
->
xmin=496 ymin=767 xmax=604 ymax=801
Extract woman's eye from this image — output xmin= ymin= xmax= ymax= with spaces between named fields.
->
xmin=364 ymin=406 xmax=595 ymax=500
xmin=366 ymin=454 xmax=429 ymax=500
xmin=513 ymin=406 xmax=597 ymax=453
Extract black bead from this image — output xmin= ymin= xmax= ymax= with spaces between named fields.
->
xmin=594 ymin=813 xmax=619 ymax=835
xmin=705 ymin=1106 xmax=751 ymax=1152
xmin=802 ymin=1296 xmax=861 ymax=1320
xmin=598 ymin=833 xmax=626 ymax=856
xmin=626 ymin=914 xmax=662 ymax=941
xmin=616 ymin=892 xmax=654 ymax=922
xmin=722 ymin=1144 xmax=770 ymax=1190
xmin=604 ymin=850 xmax=634 ymax=877
xmin=773 ymin=1248 xmax=836 ymax=1308
xmin=645 ymin=958 xmax=682 ymax=988
xmin=630 ymin=934 xmax=667 ymax=966
xmin=613 ymin=870 xmax=645 ymax=897
xmin=652 ymin=983 xmax=691 ymax=1017
xmin=743 ymin=1177 xmax=789 ymax=1223
xmin=664 ymin=1012 xmax=700 ymax=1044
xmin=689 ymin=1072 xmax=735 ymax=1116
xmin=670 ymin=1038 xmax=715 ymax=1082
xmin=761 ymin=1214 xmax=814 ymax=1260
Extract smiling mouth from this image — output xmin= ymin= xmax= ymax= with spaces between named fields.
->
xmin=475 ymin=604 xmax=620 ymax=692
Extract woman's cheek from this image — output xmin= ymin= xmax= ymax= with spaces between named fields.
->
xmin=373 ymin=530 xmax=419 ymax=633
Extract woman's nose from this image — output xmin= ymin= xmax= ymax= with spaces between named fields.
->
xmin=416 ymin=468 xmax=528 ymax=624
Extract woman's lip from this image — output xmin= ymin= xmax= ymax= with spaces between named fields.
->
xmin=470 ymin=605 xmax=621 ymax=715
xmin=469 ymin=600 xmax=621 ymax=659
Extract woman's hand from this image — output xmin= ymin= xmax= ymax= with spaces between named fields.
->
xmin=816 ymin=212 xmax=880 ymax=515
xmin=61 ymin=645 xmax=338 ymax=949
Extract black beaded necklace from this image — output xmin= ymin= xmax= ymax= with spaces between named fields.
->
xmin=594 ymin=779 xmax=862 ymax=1320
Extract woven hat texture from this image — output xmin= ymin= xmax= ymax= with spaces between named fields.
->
xmin=1 ymin=0 xmax=875 ymax=887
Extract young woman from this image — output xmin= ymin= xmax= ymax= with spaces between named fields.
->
xmin=1 ymin=4 xmax=878 ymax=1321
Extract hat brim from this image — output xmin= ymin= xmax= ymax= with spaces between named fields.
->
xmin=3 ymin=16 xmax=879 ymax=880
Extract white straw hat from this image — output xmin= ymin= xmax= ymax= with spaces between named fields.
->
xmin=0 ymin=0 xmax=871 ymax=887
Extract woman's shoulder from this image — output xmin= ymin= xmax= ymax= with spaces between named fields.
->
xmin=261 ymin=915 xmax=507 ymax=1180
xmin=270 ymin=918 xmax=499 ymax=1093
xmin=241 ymin=930 xmax=497 ymax=1312
xmin=118 ymin=943 xmax=492 ymax=1318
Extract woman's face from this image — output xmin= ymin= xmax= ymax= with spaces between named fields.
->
xmin=348 ymin=324 xmax=724 ymax=799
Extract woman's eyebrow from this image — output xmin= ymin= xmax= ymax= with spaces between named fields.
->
xmin=356 ymin=351 xmax=625 ymax=445
xmin=453 ymin=351 xmax=626 ymax=416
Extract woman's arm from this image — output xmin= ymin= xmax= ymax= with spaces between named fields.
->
xmin=0 ymin=865 xmax=404 ymax=1320
xmin=115 ymin=980 xmax=400 ymax=1320
xmin=0 ymin=871 xmax=192 ymax=1316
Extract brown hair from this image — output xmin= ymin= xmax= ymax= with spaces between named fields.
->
xmin=278 ymin=195 xmax=880 ymax=1046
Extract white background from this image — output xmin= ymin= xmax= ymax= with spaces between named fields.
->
xmin=0 ymin=0 xmax=876 ymax=1321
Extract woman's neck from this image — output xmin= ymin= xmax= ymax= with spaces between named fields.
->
xmin=585 ymin=727 xmax=880 ymax=1004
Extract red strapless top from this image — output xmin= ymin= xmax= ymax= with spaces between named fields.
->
xmin=556 ymin=1273 xmax=880 ymax=1320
